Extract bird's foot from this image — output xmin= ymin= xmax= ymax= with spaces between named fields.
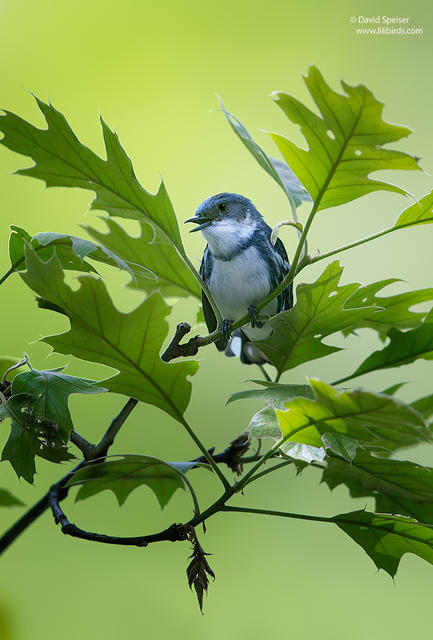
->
xmin=221 ymin=319 xmax=233 ymax=345
xmin=248 ymin=305 xmax=264 ymax=329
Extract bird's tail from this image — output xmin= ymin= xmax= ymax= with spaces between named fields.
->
xmin=221 ymin=329 xmax=267 ymax=365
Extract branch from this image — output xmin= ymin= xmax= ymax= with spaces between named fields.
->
xmin=93 ymin=397 xmax=138 ymax=457
xmin=0 ymin=396 xmax=139 ymax=556
xmin=69 ymin=430 xmax=95 ymax=459
xmin=161 ymin=323 xmax=201 ymax=362
xmin=46 ymin=433 xmax=251 ymax=548
xmin=48 ymin=480 xmax=188 ymax=547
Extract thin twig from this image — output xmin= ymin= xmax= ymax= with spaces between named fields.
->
xmin=1 ymin=354 xmax=29 ymax=386
xmin=48 ymin=481 xmax=188 ymax=547
xmin=69 ymin=430 xmax=95 ymax=459
xmin=0 ymin=397 xmax=139 ymax=556
xmin=93 ymin=398 xmax=138 ymax=458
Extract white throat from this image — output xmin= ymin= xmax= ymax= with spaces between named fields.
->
xmin=201 ymin=217 xmax=257 ymax=259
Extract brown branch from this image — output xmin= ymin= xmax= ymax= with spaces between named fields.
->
xmin=0 ymin=386 xmax=259 ymax=558
xmin=161 ymin=323 xmax=203 ymax=362
xmin=94 ymin=398 xmax=139 ymax=458
xmin=0 ymin=396 xmax=139 ymax=556
xmin=48 ymin=480 xmax=188 ymax=547
xmin=69 ymin=430 xmax=95 ymax=459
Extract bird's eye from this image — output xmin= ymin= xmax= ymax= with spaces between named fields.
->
xmin=218 ymin=203 xmax=226 ymax=212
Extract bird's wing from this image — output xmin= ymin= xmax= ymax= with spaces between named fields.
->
xmin=269 ymin=235 xmax=293 ymax=312
xmin=200 ymin=247 xmax=226 ymax=351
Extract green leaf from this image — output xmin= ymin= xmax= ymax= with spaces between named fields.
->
xmin=228 ymin=383 xmax=323 ymax=463
xmin=0 ymin=394 xmax=75 ymax=482
xmin=323 ymin=451 xmax=433 ymax=506
xmin=0 ymin=99 xmax=184 ymax=250
xmin=254 ymin=261 xmax=377 ymax=376
xmin=411 ymin=394 xmax=433 ymax=421
xmin=227 ymin=383 xmax=314 ymax=407
xmin=339 ymin=308 xmax=433 ymax=384
xmin=270 ymin=66 xmax=419 ymax=211
xmin=219 ymin=99 xmax=311 ymax=207
xmin=1 ymin=395 xmax=43 ymax=483
xmin=381 ymin=383 xmax=406 ymax=396
xmin=334 ymin=510 xmax=433 ymax=577
xmin=9 ymin=226 xmax=97 ymax=275
xmin=0 ymin=488 xmax=24 ymax=507
xmin=229 ymin=382 xmax=313 ymax=439
xmin=393 ymin=190 xmax=433 ymax=230
xmin=12 ymin=367 xmax=106 ymax=438
xmin=20 ymin=246 xmax=198 ymax=422
xmin=343 ymin=278 xmax=433 ymax=340
xmin=375 ymin=495 xmax=433 ymax=527
xmin=8 ymin=226 xmax=157 ymax=287
xmin=68 ymin=455 xmax=197 ymax=508
xmin=34 ymin=232 xmax=154 ymax=283
xmin=274 ymin=379 xmax=430 ymax=452
xmin=83 ymin=218 xmax=201 ymax=298
xmin=321 ymin=433 xmax=360 ymax=462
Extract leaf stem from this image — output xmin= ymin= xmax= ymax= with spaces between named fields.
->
xmin=221 ymin=505 xmax=332 ymax=523
xmin=94 ymin=397 xmax=139 ymax=457
xmin=310 ymin=217 xmax=433 ymax=266
xmin=0 ymin=266 xmax=14 ymax=287
xmin=179 ymin=416 xmax=231 ymax=490
xmin=246 ymin=459 xmax=296 ymax=484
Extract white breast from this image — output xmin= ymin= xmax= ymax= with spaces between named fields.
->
xmin=208 ymin=245 xmax=278 ymax=340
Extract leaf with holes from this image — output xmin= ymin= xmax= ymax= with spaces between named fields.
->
xmin=68 ymin=455 xmax=199 ymax=509
xmin=269 ymin=66 xmax=419 ymax=210
xmin=84 ymin=218 xmax=201 ymax=298
xmin=254 ymin=261 xmax=377 ymax=376
xmin=20 ymin=246 xmax=198 ymax=422
xmin=0 ymin=395 xmax=74 ymax=482
xmin=12 ymin=367 xmax=105 ymax=438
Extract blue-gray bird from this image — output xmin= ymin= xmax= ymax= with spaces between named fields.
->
xmin=185 ymin=193 xmax=293 ymax=364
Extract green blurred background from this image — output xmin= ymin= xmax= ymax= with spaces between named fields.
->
xmin=0 ymin=0 xmax=432 ymax=638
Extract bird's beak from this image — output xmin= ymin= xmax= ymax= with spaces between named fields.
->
xmin=184 ymin=216 xmax=214 ymax=232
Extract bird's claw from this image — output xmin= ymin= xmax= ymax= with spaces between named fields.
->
xmin=248 ymin=305 xmax=264 ymax=329
xmin=221 ymin=319 xmax=233 ymax=345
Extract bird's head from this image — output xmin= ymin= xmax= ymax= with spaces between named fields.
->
xmin=185 ymin=193 xmax=262 ymax=255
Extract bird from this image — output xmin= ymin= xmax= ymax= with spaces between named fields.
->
xmin=185 ymin=193 xmax=293 ymax=364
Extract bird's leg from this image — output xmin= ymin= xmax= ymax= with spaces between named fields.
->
xmin=247 ymin=305 xmax=264 ymax=329
xmin=221 ymin=319 xmax=233 ymax=346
